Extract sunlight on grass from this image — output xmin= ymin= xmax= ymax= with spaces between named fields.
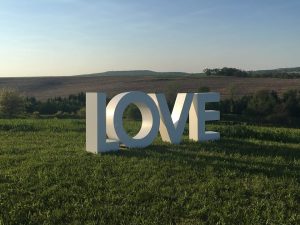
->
xmin=0 ymin=119 xmax=299 ymax=224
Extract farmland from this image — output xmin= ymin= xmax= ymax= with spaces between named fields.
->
xmin=1 ymin=72 xmax=300 ymax=100
xmin=0 ymin=119 xmax=299 ymax=224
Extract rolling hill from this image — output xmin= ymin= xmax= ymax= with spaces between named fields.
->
xmin=1 ymin=70 xmax=300 ymax=100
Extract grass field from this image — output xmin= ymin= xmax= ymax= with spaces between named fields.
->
xmin=0 ymin=119 xmax=300 ymax=224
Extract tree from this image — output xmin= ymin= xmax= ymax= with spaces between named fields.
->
xmin=77 ymin=107 xmax=86 ymax=119
xmin=198 ymin=86 xmax=210 ymax=93
xmin=246 ymin=90 xmax=279 ymax=116
xmin=0 ymin=89 xmax=25 ymax=118
xmin=203 ymin=67 xmax=248 ymax=77
xmin=203 ymin=68 xmax=212 ymax=76
xmin=166 ymin=83 xmax=180 ymax=108
xmin=124 ymin=104 xmax=141 ymax=120
xmin=282 ymin=90 xmax=300 ymax=116
xmin=25 ymin=97 xmax=39 ymax=113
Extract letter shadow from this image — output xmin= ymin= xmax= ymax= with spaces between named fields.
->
xmin=106 ymin=138 xmax=300 ymax=180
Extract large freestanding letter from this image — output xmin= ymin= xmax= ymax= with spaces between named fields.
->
xmin=86 ymin=93 xmax=119 ymax=153
xmin=149 ymin=93 xmax=193 ymax=144
xmin=86 ymin=91 xmax=221 ymax=153
xmin=189 ymin=92 xmax=220 ymax=141
xmin=106 ymin=91 xmax=160 ymax=148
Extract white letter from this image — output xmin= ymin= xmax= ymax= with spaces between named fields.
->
xmin=189 ymin=92 xmax=220 ymax=141
xmin=149 ymin=93 xmax=193 ymax=144
xmin=106 ymin=91 xmax=160 ymax=148
xmin=86 ymin=93 xmax=119 ymax=153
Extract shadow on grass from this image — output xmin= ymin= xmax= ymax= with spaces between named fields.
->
xmin=208 ymin=124 xmax=300 ymax=144
xmin=106 ymin=138 xmax=300 ymax=180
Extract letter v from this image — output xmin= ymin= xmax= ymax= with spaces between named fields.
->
xmin=148 ymin=93 xmax=193 ymax=144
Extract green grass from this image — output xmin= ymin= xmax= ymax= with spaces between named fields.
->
xmin=0 ymin=119 xmax=300 ymax=225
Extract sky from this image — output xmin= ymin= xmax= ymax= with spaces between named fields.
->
xmin=0 ymin=0 xmax=300 ymax=77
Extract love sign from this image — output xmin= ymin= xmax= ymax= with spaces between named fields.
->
xmin=86 ymin=91 xmax=220 ymax=153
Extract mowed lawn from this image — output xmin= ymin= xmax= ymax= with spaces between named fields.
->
xmin=0 ymin=119 xmax=300 ymax=225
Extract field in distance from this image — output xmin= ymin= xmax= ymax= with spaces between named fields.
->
xmin=1 ymin=70 xmax=300 ymax=100
xmin=0 ymin=119 xmax=299 ymax=224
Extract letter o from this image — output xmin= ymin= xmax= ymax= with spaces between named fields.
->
xmin=106 ymin=91 xmax=160 ymax=148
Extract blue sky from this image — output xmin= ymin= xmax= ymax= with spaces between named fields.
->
xmin=0 ymin=0 xmax=300 ymax=76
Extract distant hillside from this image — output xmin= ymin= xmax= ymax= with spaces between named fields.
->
xmin=276 ymin=67 xmax=300 ymax=73
xmin=251 ymin=67 xmax=300 ymax=76
xmin=1 ymin=70 xmax=300 ymax=100
xmin=79 ymin=70 xmax=204 ymax=77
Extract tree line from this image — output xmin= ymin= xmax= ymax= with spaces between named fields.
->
xmin=0 ymin=89 xmax=86 ymax=118
xmin=125 ymin=88 xmax=300 ymax=126
xmin=1 ymin=88 xmax=300 ymax=126
xmin=220 ymin=89 xmax=300 ymax=125
xmin=25 ymin=92 xmax=85 ymax=115
xmin=204 ymin=67 xmax=300 ymax=79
